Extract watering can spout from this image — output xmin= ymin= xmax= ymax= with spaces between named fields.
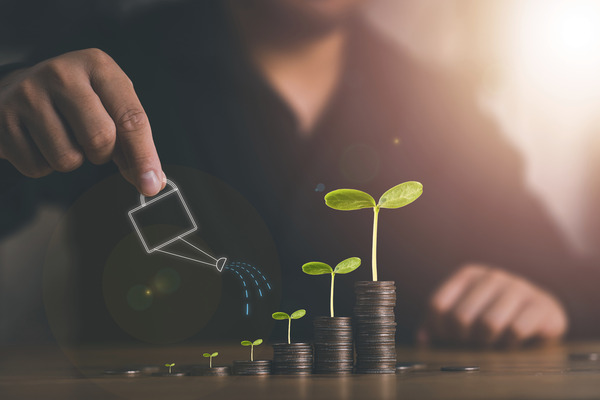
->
xmin=216 ymin=257 xmax=227 ymax=272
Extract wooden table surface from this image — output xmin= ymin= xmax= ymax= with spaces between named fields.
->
xmin=2 ymin=341 xmax=600 ymax=400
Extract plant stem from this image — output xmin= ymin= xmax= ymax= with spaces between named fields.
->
xmin=251 ymin=345 xmax=254 ymax=362
xmin=330 ymin=273 xmax=335 ymax=318
xmin=288 ymin=318 xmax=292 ymax=344
xmin=210 ymin=357 xmax=213 ymax=368
xmin=372 ymin=206 xmax=380 ymax=281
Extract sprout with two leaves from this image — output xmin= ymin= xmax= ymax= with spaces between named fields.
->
xmin=272 ymin=309 xmax=306 ymax=344
xmin=325 ymin=182 xmax=423 ymax=281
xmin=203 ymin=352 xmax=219 ymax=368
xmin=241 ymin=339 xmax=263 ymax=361
xmin=302 ymin=257 xmax=361 ymax=318
xmin=164 ymin=363 xmax=175 ymax=374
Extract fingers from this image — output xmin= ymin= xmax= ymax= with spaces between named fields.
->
xmin=50 ymin=80 xmax=116 ymax=166
xmin=503 ymin=295 xmax=568 ymax=347
xmin=473 ymin=280 xmax=525 ymax=345
xmin=87 ymin=51 xmax=165 ymax=196
xmin=0 ymin=113 xmax=52 ymax=178
xmin=449 ymin=269 xmax=509 ymax=342
xmin=537 ymin=301 xmax=568 ymax=340
xmin=425 ymin=264 xmax=488 ymax=343
xmin=21 ymin=92 xmax=85 ymax=173
xmin=422 ymin=264 xmax=568 ymax=348
xmin=0 ymin=48 xmax=166 ymax=195
xmin=503 ymin=299 xmax=547 ymax=347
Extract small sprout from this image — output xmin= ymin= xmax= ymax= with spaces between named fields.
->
xmin=164 ymin=363 xmax=175 ymax=374
xmin=303 ymin=257 xmax=361 ymax=317
xmin=203 ymin=352 xmax=219 ymax=368
xmin=241 ymin=339 xmax=263 ymax=361
xmin=325 ymin=182 xmax=423 ymax=281
xmin=272 ymin=309 xmax=306 ymax=344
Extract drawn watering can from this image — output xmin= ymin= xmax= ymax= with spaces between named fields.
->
xmin=127 ymin=179 xmax=227 ymax=272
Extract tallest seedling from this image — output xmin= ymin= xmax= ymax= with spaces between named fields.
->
xmin=324 ymin=182 xmax=423 ymax=281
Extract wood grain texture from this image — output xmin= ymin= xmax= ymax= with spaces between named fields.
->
xmin=2 ymin=342 xmax=600 ymax=399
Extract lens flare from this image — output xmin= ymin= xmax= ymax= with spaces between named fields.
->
xmin=126 ymin=284 xmax=153 ymax=311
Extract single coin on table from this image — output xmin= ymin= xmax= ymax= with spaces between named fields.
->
xmin=103 ymin=368 xmax=142 ymax=377
xmin=396 ymin=362 xmax=427 ymax=372
xmin=134 ymin=365 xmax=162 ymax=374
xmin=151 ymin=371 xmax=188 ymax=377
xmin=569 ymin=353 xmax=600 ymax=361
xmin=441 ymin=366 xmax=480 ymax=372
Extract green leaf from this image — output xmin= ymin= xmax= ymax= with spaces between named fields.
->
xmin=325 ymin=189 xmax=376 ymax=211
xmin=211 ymin=352 xmax=219 ymax=357
xmin=334 ymin=257 xmax=361 ymax=274
xmin=302 ymin=262 xmax=333 ymax=275
xmin=272 ymin=312 xmax=289 ymax=320
xmin=378 ymin=181 xmax=423 ymax=209
xmin=165 ymin=363 xmax=175 ymax=367
xmin=291 ymin=309 xmax=306 ymax=319
xmin=241 ymin=341 xmax=252 ymax=346
xmin=203 ymin=353 xmax=210 ymax=357
xmin=253 ymin=339 xmax=263 ymax=346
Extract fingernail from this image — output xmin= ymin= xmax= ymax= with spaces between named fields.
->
xmin=161 ymin=171 xmax=167 ymax=188
xmin=139 ymin=171 xmax=161 ymax=196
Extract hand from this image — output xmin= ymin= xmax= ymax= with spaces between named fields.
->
xmin=0 ymin=48 xmax=166 ymax=196
xmin=418 ymin=264 xmax=568 ymax=347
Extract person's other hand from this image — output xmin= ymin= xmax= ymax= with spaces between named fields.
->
xmin=418 ymin=264 xmax=568 ymax=347
xmin=0 ymin=49 xmax=166 ymax=196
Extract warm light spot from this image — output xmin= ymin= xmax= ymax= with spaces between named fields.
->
xmin=393 ymin=137 xmax=401 ymax=145
xmin=509 ymin=0 xmax=600 ymax=102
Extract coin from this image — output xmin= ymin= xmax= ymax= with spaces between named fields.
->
xmin=272 ymin=343 xmax=313 ymax=375
xmin=354 ymin=281 xmax=398 ymax=374
xmin=441 ymin=366 xmax=480 ymax=372
xmin=233 ymin=360 xmax=272 ymax=375
xmin=355 ymin=369 xmax=396 ymax=374
xmin=151 ymin=371 xmax=188 ymax=377
xmin=396 ymin=362 xmax=426 ymax=371
xmin=355 ymin=281 xmax=395 ymax=286
xmin=569 ymin=353 xmax=600 ymax=361
xmin=134 ymin=364 xmax=162 ymax=374
xmin=103 ymin=368 xmax=141 ymax=376
xmin=190 ymin=366 xmax=231 ymax=376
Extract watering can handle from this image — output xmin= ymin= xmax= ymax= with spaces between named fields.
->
xmin=139 ymin=179 xmax=179 ymax=206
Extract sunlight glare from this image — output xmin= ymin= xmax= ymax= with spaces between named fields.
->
xmin=510 ymin=0 xmax=600 ymax=102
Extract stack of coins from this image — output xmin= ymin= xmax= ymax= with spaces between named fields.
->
xmin=232 ymin=360 xmax=272 ymax=375
xmin=313 ymin=316 xmax=354 ymax=374
xmin=354 ymin=281 xmax=397 ymax=374
xmin=272 ymin=343 xmax=313 ymax=375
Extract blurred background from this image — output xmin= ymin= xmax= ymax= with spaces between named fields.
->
xmin=2 ymin=0 xmax=600 ymax=343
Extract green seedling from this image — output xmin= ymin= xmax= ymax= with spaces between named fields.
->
xmin=203 ymin=352 xmax=219 ymax=368
xmin=241 ymin=339 xmax=263 ymax=361
xmin=302 ymin=257 xmax=361 ymax=318
xmin=272 ymin=309 xmax=306 ymax=344
xmin=325 ymin=182 xmax=423 ymax=281
xmin=164 ymin=363 xmax=175 ymax=374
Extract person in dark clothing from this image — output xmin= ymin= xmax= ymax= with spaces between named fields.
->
xmin=0 ymin=0 xmax=590 ymax=346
